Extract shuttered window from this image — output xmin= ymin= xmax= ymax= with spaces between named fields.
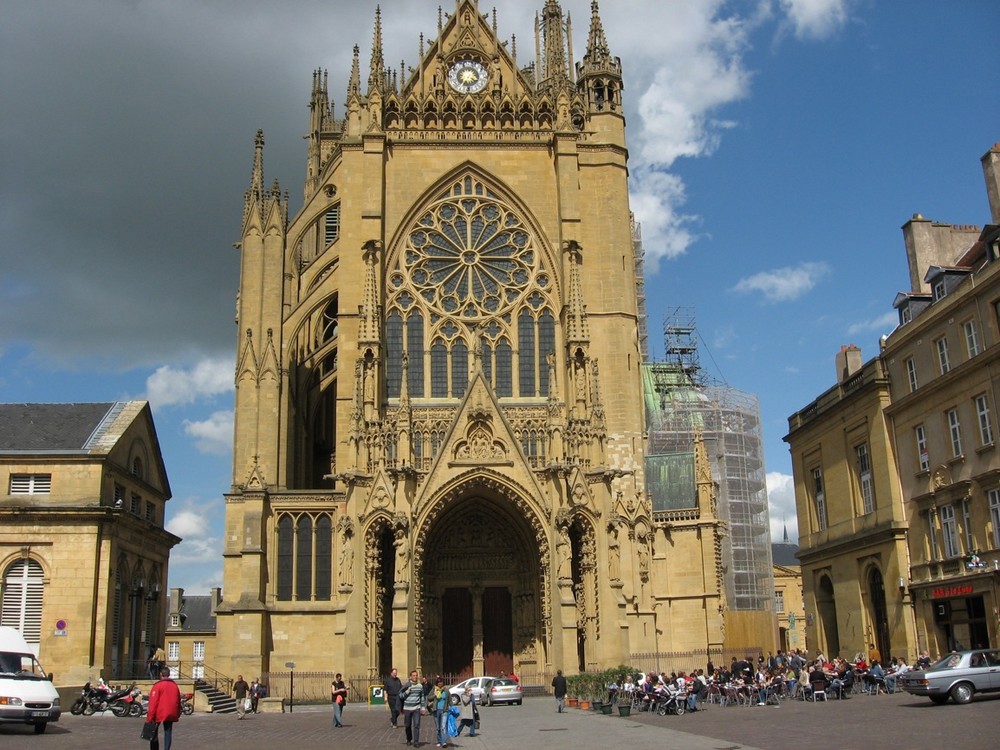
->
xmin=9 ymin=474 xmax=51 ymax=495
xmin=1 ymin=558 xmax=44 ymax=650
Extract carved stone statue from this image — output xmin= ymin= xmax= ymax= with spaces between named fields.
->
xmin=394 ymin=528 xmax=410 ymax=584
xmin=608 ymin=524 xmax=621 ymax=582
xmin=556 ymin=528 xmax=572 ymax=581
xmin=338 ymin=531 xmax=354 ymax=588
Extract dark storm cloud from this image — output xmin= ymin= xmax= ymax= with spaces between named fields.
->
xmin=1 ymin=0 xmax=383 ymax=367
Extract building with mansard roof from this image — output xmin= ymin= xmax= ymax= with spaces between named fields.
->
xmin=215 ymin=0 xmax=737 ymax=682
xmin=0 ymin=401 xmax=178 ymax=684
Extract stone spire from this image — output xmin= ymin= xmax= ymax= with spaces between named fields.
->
xmin=243 ymin=129 xmax=265 ymax=227
xmin=564 ymin=240 xmax=590 ymax=346
xmin=578 ymin=0 xmax=622 ymax=112
xmin=538 ymin=0 xmax=569 ymax=87
xmin=347 ymin=44 xmax=361 ymax=101
xmin=359 ymin=240 xmax=382 ymax=346
xmin=583 ymin=0 xmax=614 ymax=71
xmin=367 ymin=6 xmax=385 ymax=95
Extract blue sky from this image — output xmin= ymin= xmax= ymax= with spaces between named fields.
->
xmin=2 ymin=0 xmax=997 ymax=593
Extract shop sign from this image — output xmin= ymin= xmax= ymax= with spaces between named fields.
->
xmin=930 ymin=584 xmax=974 ymax=598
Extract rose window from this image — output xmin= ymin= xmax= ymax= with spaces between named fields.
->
xmin=393 ymin=196 xmax=539 ymax=319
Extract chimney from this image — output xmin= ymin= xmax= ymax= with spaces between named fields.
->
xmin=210 ymin=587 xmax=222 ymax=615
xmin=982 ymin=143 xmax=1000 ymax=225
xmin=836 ymin=344 xmax=862 ymax=384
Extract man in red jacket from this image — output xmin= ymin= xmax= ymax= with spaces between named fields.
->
xmin=146 ymin=666 xmax=182 ymax=750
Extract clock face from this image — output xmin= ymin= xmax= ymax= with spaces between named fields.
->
xmin=447 ymin=60 xmax=488 ymax=94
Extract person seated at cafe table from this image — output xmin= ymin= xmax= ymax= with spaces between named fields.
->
xmin=808 ymin=666 xmax=829 ymax=699
xmin=863 ymin=660 xmax=886 ymax=693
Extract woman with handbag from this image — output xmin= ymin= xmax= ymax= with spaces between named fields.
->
xmin=144 ymin=666 xmax=181 ymax=750
xmin=331 ymin=673 xmax=348 ymax=727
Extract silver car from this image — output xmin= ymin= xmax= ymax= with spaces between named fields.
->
xmin=899 ymin=649 xmax=1000 ymax=704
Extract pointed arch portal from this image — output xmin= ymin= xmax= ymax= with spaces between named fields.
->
xmin=413 ymin=487 xmax=547 ymax=678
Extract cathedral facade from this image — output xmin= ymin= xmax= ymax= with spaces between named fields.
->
xmin=215 ymin=0 xmax=727 ymax=681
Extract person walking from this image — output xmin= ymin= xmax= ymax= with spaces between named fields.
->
xmin=454 ymin=686 xmax=477 ymax=737
xmin=399 ymin=669 xmax=425 ymax=747
xmin=233 ymin=674 xmax=250 ymax=719
xmin=432 ymin=676 xmax=450 ymax=748
xmin=331 ymin=673 xmax=348 ymax=727
xmin=552 ymin=668 xmax=568 ymax=713
xmin=384 ymin=667 xmax=403 ymax=728
xmin=145 ymin=666 xmax=182 ymax=750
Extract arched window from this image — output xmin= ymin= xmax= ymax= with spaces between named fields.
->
xmin=385 ymin=173 xmax=555 ymax=404
xmin=277 ymin=516 xmax=293 ymax=601
xmin=296 ymin=516 xmax=313 ymax=601
xmin=1 ymin=558 xmax=44 ymax=651
xmin=316 ymin=516 xmax=332 ymax=601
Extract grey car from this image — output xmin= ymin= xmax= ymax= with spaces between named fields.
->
xmin=899 ymin=649 xmax=1000 ymax=704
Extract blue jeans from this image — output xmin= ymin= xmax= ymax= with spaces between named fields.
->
xmin=437 ymin=709 xmax=449 ymax=745
xmin=149 ymin=720 xmax=173 ymax=750
xmin=333 ymin=701 xmax=344 ymax=726
xmin=404 ymin=708 xmax=421 ymax=744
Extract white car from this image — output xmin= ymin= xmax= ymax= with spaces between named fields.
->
xmin=448 ymin=676 xmax=493 ymax=704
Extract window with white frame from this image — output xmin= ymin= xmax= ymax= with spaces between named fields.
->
xmin=0 ymin=558 xmax=44 ymax=648
xmin=936 ymin=336 xmax=951 ymax=374
xmin=192 ymin=664 xmax=205 ymax=679
xmin=915 ymin=424 xmax=929 ymax=471
xmin=940 ymin=504 xmax=959 ymax=558
xmin=775 ymin=590 xmax=785 ymax=613
xmin=169 ymin=614 xmax=180 ymax=627
xmin=193 ymin=641 xmax=205 ymax=662
xmin=9 ymin=474 xmax=51 ymax=495
xmin=167 ymin=642 xmax=179 ymax=660
xmin=947 ymin=408 xmax=963 ymax=457
xmin=932 ymin=280 xmax=945 ymax=301
xmin=990 ymin=489 xmax=1000 ymax=550
xmin=927 ymin=512 xmax=940 ymax=559
xmin=811 ymin=467 xmax=827 ymax=531
xmin=856 ymin=442 xmax=875 ymax=515
xmin=961 ymin=499 xmax=973 ymax=552
xmin=963 ymin=319 xmax=980 ymax=358
xmin=901 ymin=305 xmax=912 ymax=324
xmin=905 ymin=358 xmax=918 ymax=392
xmin=974 ymin=394 xmax=994 ymax=446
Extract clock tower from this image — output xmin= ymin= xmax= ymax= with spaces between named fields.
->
xmin=215 ymin=0 xmax=726 ymax=681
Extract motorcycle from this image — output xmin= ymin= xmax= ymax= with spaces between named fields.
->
xmin=69 ymin=682 xmax=93 ymax=715
xmin=112 ymin=686 xmax=144 ymax=717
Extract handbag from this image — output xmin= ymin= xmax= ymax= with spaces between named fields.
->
xmin=140 ymin=722 xmax=157 ymax=741
xmin=244 ymin=697 xmax=252 ymax=711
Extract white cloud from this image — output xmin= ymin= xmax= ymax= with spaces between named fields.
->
xmin=766 ymin=471 xmax=798 ymax=543
xmin=847 ymin=311 xmax=897 ymax=336
xmin=166 ymin=500 xmax=223 ymax=568
xmin=620 ymin=3 xmax=755 ymax=265
xmin=732 ymin=261 xmax=830 ymax=302
xmin=183 ymin=410 xmax=234 ymax=455
xmin=146 ymin=357 xmax=234 ymax=407
xmin=779 ymin=0 xmax=850 ymax=39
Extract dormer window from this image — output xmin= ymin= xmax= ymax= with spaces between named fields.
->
xmin=900 ymin=305 xmax=911 ymax=324
xmin=932 ymin=279 xmax=945 ymax=301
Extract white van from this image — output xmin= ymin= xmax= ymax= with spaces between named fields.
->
xmin=0 ymin=627 xmax=61 ymax=734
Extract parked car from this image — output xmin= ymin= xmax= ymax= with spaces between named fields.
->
xmin=448 ymin=676 xmax=493 ymax=704
xmin=483 ymin=678 xmax=522 ymax=706
xmin=899 ymin=649 xmax=1000 ymax=704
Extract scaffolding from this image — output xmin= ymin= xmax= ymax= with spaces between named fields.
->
xmin=642 ymin=310 xmax=774 ymax=611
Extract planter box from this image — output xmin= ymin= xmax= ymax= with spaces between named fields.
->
xmin=600 ymin=703 xmax=613 ymax=715
xmin=618 ymin=705 xmax=631 ymax=717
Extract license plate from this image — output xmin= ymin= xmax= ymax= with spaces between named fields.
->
xmin=30 ymin=711 xmax=49 ymax=718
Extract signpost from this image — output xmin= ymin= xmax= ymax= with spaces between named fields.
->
xmin=286 ymin=662 xmax=296 ymax=713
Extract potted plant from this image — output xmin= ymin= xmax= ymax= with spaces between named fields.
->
xmin=565 ymin=673 xmax=585 ymax=709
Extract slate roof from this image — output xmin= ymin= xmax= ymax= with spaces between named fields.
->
xmin=169 ymin=595 xmax=217 ymax=632
xmin=771 ymin=542 xmax=800 ymax=567
xmin=0 ymin=403 xmax=118 ymax=452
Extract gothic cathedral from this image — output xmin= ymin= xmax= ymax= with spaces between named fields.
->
xmin=215 ymin=0 xmax=724 ymax=680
